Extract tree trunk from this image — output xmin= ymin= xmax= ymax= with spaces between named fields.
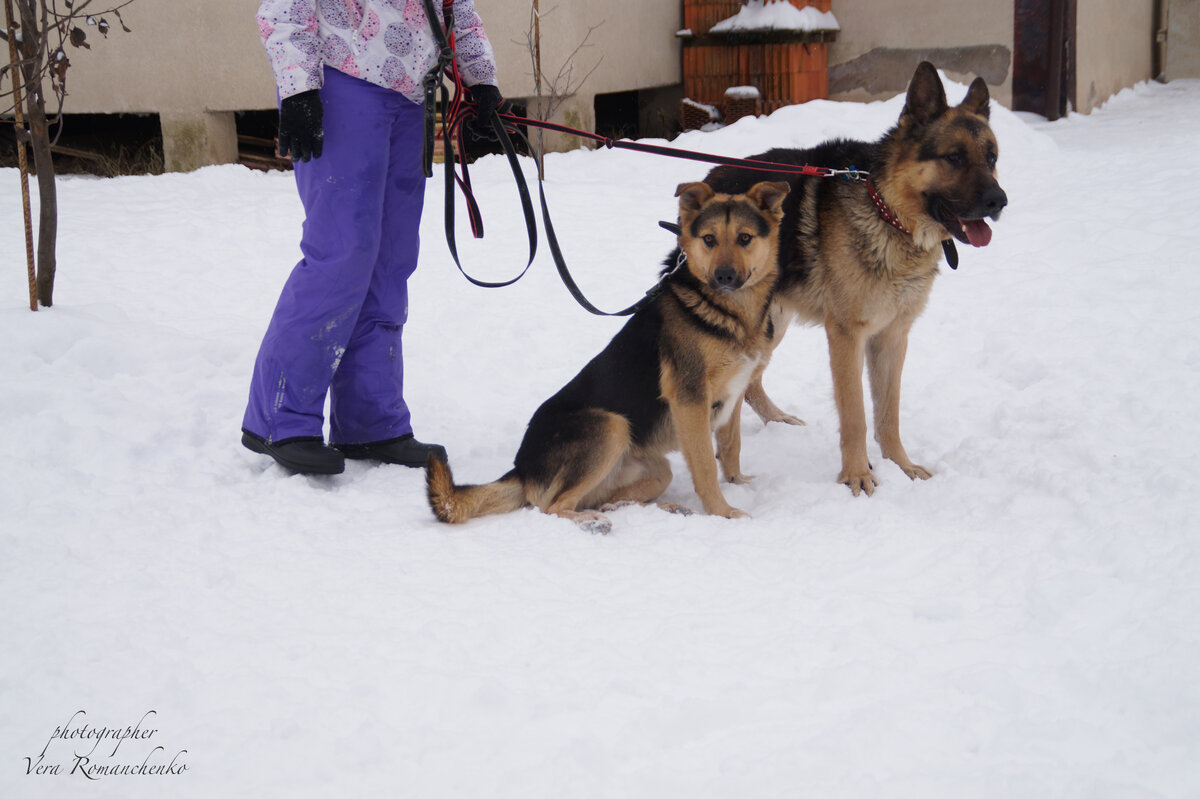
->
xmin=26 ymin=95 xmax=57 ymax=306
xmin=15 ymin=0 xmax=57 ymax=306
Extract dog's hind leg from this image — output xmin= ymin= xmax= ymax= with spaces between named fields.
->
xmin=867 ymin=318 xmax=932 ymax=482
xmin=602 ymin=452 xmax=673 ymax=507
xmin=538 ymin=410 xmax=632 ymax=533
xmin=745 ymin=327 xmax=805 ymax=426
xmin=715 ymin=395 xmax=753 ymax=484
xmin=746 ymin=377 xmax=806 ymax=426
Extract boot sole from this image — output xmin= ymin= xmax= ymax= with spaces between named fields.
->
xmin=242 ymin=433 xmax=345 ymax=475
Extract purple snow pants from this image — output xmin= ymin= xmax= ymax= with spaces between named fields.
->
xmin=243 ymin=67 xmax=427 ymax=446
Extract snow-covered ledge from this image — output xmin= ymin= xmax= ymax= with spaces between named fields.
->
xmin=709 ymin=1 xmax=840 ymax=37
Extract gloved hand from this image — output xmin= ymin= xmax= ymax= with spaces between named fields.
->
xmin=464 ymin=84 xmax=506 ymax=142
xmin=277 ymin=89 xmax=324 ymax=162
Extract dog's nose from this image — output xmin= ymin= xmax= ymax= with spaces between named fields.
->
xmin=714 ymin=266 xmax=738 ymax=288
xmin=982 ymin=185 xmax=1008 ymax=216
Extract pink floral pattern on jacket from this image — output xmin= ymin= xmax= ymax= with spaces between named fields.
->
xmin=257 ymin=0 xmax=498 ymax=103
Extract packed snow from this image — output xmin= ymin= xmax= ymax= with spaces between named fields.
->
xmin=710 ymin=0 xmax=840 ymax=34
xmin=3 ymin=75 xmax=1199 ymax=797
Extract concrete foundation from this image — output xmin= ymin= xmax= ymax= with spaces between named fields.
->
xmin=160 ymin=111 xmax=239 ymax=173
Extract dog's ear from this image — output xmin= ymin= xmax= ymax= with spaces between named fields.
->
xmin=959 ymin=76 xmax=991 ymax=119
xmin=676 ymin=182 xmax=715 ymax=214
xmin=745 ymin=181 xmax=790 ymax=217
xmin=901 ymin=61 xmax=948 ymax=128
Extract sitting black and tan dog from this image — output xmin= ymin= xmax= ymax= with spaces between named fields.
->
xmin=426 ymin=180 xmax=789 ymax=533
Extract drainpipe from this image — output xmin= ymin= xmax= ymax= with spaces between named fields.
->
xmin=1153 ymin=0 xmax=1169 ymax=82
xmin=1046 ymin=0 xmax=1065 ymax=119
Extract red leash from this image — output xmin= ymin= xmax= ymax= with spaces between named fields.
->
xmin=495 ymin=109 xmax=868 ymax=181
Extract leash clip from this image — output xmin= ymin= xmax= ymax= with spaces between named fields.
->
xmin=841 ymin=166 xmax=868 ymax=182
xmin=661 ymin=248 xmax=688 ymax=282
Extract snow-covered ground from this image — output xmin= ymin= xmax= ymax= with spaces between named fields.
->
xmin=3 ymin=76 xmax=1199 ymax=798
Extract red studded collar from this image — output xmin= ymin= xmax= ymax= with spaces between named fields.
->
xmin=866 ymin=179 xmax=911 ymax=236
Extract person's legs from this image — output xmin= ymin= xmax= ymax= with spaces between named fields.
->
xmin=242 ymin=67 xmax=395 ymax=444
xmin=328 ymin=94 xmax=427 ymax=445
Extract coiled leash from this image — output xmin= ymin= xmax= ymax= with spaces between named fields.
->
xmin=423 ymin=0 xmax=649 ymax=314
xmin=422 ymin=0 xmax=537 ymax=290
xmin=421 ymin=1 xmax=959 ymax=316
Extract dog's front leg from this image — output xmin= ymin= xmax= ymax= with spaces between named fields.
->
xmin=826 ymin=316 xmax=877 ymax=496
xmin=672 ymin=400 xmax=747 ymax=518
xmin=867 ymin=318 xmax=932 ymax=482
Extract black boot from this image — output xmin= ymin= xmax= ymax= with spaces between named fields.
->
xmin=334 ymin=434 xmax=447 ymax=467
xmin=242 ymin=430 xmax=345 ymax=475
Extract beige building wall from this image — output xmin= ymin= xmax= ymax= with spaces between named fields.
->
xmin=1076 ymin=0 xmax=1155 ymax=110
xmin=8 ymin=0 xmax=680 ymax=168
xmin=827 ymin=0 xmax=1016 ymax=107
xmin=828 ymin=0 xmax=1160 ymax=114
xmin=14 ymin=0 xmax=277 ymax=170
xmin=57 ymin=0 xmax=276 ymax=113
xmin=1165 ymin=0 xmax=1200 ymax=79
xmin=4 ymin=0 xmax=1176 ymax=169
xmin=473 ymin=0 xmax=681 ymax=149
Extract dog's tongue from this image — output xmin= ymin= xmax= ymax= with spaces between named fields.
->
xmin=963 ymin=218 xmax=992 ymax=247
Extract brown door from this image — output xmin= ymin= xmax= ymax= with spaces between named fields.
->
xmin=1013 ymin=0 xmax=1077 ymax=120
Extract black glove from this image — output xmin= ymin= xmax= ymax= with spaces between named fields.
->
xmin=277 ymin=89 xmax=324 ymax=162
xmin=464 ymin=84 xmax=506 ymax=142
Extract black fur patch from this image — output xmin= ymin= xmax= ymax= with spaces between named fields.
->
xmin=515 ymin=304 xmax=668 ymax=480
xmin=688 ymin=200 xmax=771 ymax=239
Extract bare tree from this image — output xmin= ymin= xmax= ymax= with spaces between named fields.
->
xmin=524 ymin=1 xmax=602 ymax=178
xmin=2 ymin=0 xmax=134 ymax=309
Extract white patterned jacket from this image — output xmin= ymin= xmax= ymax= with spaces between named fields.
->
xmin=256 ymin=0 xmax=498 ymax=104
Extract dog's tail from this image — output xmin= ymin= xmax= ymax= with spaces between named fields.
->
xmin=425 ymin=452 xmax=527 ymax=524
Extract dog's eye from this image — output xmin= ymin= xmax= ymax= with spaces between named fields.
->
xmin=702 ymin=234 xmax=717 ymax=248
xmin=986 ymin=151 xmax=998 ymax=168
xmin=944 ymin=152 xmax=966 ymax=167
xmin=737 ymin=233 xmax=753 ymax=246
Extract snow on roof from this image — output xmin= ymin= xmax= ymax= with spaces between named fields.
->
xmin=710 ymin=1 xmax=840 ymax=34
xmin=725 ymin=85 xmax=761 ymax=99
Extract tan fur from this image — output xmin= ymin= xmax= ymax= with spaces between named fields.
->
xmin=742 ymin=63 xmax=1006 ymax=495
xmin=425 ymin=455 xmax=526 ymax=523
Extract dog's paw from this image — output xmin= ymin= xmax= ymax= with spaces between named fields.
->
xmin=707 ymin=503 xmax=750 ymax=519
xmin=725 ymin=472 xmax=754 ymax=485
xmin=655 ymin=501 xmax=695 ymax=517
xmin=901 ymin=463 xmax=933 ymax=481
xmin=767 ymin=411 xmax=806 ymax=426
xmin=571 ymin=511 xmax=612 ymax=535
xmin=839 ymin=468 xmax=879 ymax=497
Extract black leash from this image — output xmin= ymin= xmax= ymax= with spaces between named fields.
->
xmin=422 ymin=0 xmax=536 ymax=290
xmin=421 ymin=0 xmax=647 ymax=315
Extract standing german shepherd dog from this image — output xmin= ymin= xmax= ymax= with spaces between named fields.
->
xmin=703 ymin=62 xmax=1008 ymax=495
xmin=426 ymin=180 xmax=790 ymax=533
